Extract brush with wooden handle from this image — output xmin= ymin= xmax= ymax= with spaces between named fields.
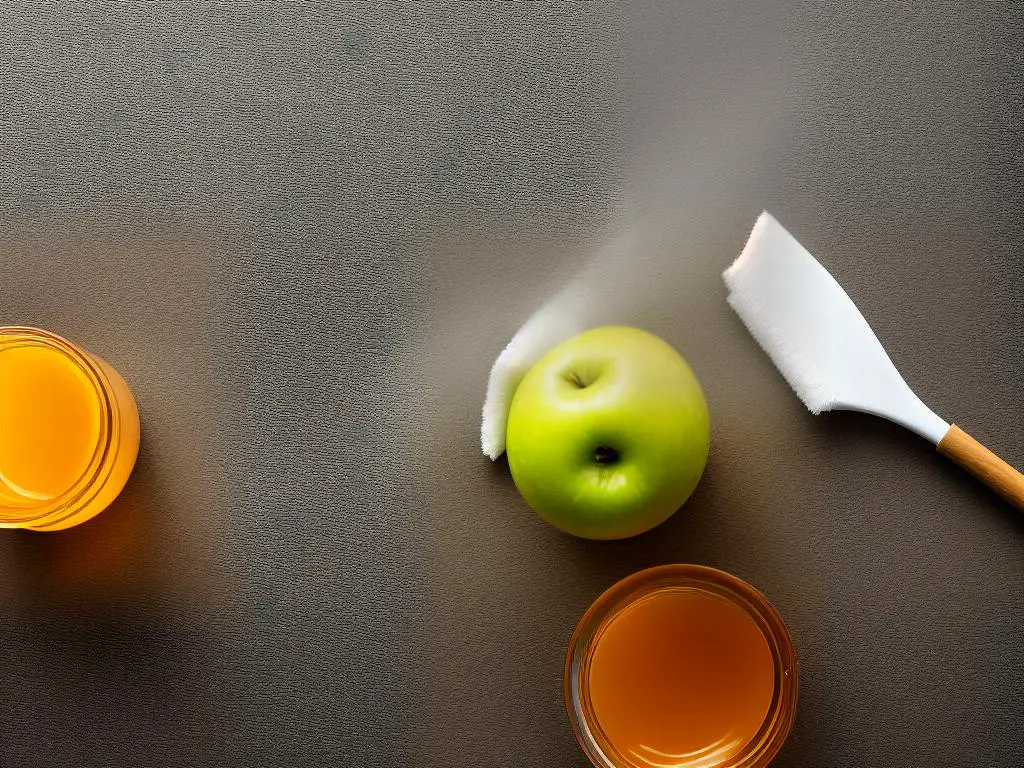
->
xmin=724 ymin=212 xmax=1024 ymax=510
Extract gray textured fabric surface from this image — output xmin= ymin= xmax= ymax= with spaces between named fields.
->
xmin=1 ymin=3 xmax=1022 ymax=766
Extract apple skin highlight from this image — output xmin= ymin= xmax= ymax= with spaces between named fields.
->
xmin=505 ymin=326 xmax=710 ymax=540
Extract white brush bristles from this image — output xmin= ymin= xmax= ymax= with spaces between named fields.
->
xmin=723 ymin=212 xmax=837 ymax=414
xmin=723 ymin=211 xmax=949 ymax=444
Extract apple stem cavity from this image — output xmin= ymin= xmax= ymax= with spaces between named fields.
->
xmin=568 ymin=371 xmax=588 ymax=388
xmin=594 ymin=446 xmax=620 ymax=465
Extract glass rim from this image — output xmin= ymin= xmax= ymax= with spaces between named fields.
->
xmin=564 ymin=564 xmax=799 ymax=768
xmin=0 ymin=326 xmax=120 ymax=528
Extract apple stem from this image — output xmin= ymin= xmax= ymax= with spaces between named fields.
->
xmin=594 ymin=446 xmax=619 ymax=464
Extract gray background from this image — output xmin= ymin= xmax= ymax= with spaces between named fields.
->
xmin=1 ymin=2 xmax=1022 ymax=766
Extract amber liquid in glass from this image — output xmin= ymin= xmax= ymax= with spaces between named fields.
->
xmin=0 ymin=328 xmax=139 ymax=531
xmin=588 ymin=587 xmax=775 ymax=768
xmin=0 ymin=344 xmax=101 ymax=504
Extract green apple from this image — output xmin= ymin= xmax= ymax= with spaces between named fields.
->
xmin=505 ymin=326 xmax=710 ymax=540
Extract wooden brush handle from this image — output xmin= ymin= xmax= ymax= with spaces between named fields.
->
xmin=938 ymin=425 xmax=1024 ymax=510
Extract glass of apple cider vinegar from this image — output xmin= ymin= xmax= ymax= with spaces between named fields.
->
xmin=0 ymin=327 xmax=140 ymax=531
xmin=566 ymin=565 xmax=797 ymax=768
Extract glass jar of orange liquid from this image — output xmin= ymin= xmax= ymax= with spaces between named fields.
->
xmin=0 ymin=327 xmax=140 ymax=531
xmin=566 ymin=564 xmax=798 ymax=768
